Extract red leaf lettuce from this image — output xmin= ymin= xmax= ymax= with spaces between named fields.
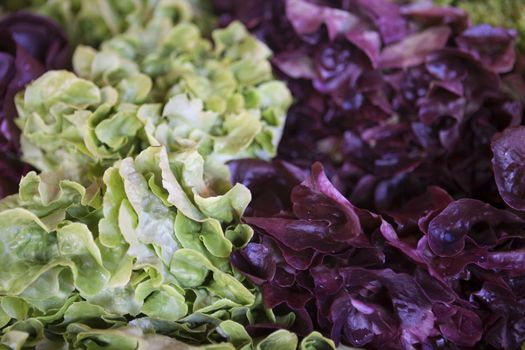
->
xmin=0 ymin=11 xmax=71 ymax=197
xmin=230 ymin=160 xmax=525 ymax=349
xmin=214 ymin=0 xmax=525 ymax=213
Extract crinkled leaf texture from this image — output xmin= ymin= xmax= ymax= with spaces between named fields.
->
xmin=434 ymin=0 xmax=525 ymax=53
xmin=230 ymin=160 xmax=525 ymax=349
xmin=16 ymin=19 xmax=291 ymax=186
xmin=213 ymin=0 xmax=525 ymax=214
xmin=15 ymin=0 xmax=213 ymax=47
xmin=0 ymin=145 xmax=301 ymax=348
xmin=0 ymin=146 xmax=336 ymax=349
xmin=0 ymin=11 xmax=71 ymax=198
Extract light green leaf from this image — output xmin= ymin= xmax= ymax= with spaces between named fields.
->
xmin=22 ymin=71 xmax=101 ymax=114
xmin=300 ymin=332 xmax=336 ymax=350
xmin=119 ymin=156 xmax=179 ymax=265
xmin=56 ymin=223 xmax=110 ymax=297
xmin=194 ymin=184 xmax=251 ymax=222
xmin=256 ymin=330 xmax=298 ymax=350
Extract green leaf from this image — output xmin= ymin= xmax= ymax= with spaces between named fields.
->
xmin=56 ymin=223 xmax=110 ymax=297
xmin=170 ymin=249 xmax=254 ymax=305
xmin=141 ymin=285 xmax=187 ymax=321
xmin=217 ymin=321 xmax=252 ymax=348
xmin=256 ymin=330 xmax=298 ymax=350
xmin=0 ymin=298 xmax=28 ymax=321
xmin=23 ymin=71 xmax=101 ymax=113
xmin=94 ymin=111 xmax=142 ymax=150
xmin=119 ymin=156 xmax=179 ymax=265
xmin=299 ymin=332 xmax=336 ymax=350
xmin=1 ymin=330 xmax=29 ymax=350
xmin=194 ymin=184 xmax=251 ymax=222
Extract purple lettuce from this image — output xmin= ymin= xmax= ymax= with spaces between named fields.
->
xmin=214 ymin=0 xmax=525 ymax=212
xmin=218 ymin=0 xmax=525 ymax=348
xmin=0 ymin=11 xmax=70 ymax=197
xmin=491 ymin=126 xmax=525 ymax=210
xmin=229 ymin=160 xmax=525 ymax=349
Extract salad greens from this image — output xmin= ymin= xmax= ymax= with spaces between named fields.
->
xmin=0 ymin=147 xmax=335 ymax=349
xmin=16 ymin=18 xmax=291 ymax=185
xmin=1 ymin=0 xmax=214 ymax=47
xmin=0 ymin=0 xmax=305 ymax=347
xmin=3 ymin=0 xmax=525 ymax=349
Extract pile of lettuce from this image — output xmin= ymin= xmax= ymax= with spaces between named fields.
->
xmin=214 ymin=0 xmax=525 ymax=348
xmin=213 ymin=0 xmax=525 ymax=213
xmin=2 ymin=0 xmax=291 ymax=193
xmin=15 ymin=8 xmax=291 ymax=186
xmin=230 ymin=159 xmax=525 ymax=349
xmin=0 ymin=0 xmax=214 ymax=47
xmin=0 ymin=11 xmax=71 ymax=198
xmin=0 ymin=146 xmax=335 ymax=349
xmin=2 ymin=0 xmax=525 ymax=349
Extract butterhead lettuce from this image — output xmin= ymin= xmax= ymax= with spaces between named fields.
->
xmin=15 ymin=19 xmax=291 ymax=186
xmin=1 ymin=1 xmax=299 ymax=347
xmin=2 ymin=0 xmax=214 ymax=48
xmin=0 ymin=146 xmax=335 ymax=349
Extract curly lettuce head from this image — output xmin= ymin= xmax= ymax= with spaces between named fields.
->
xmin=15 ymin=20 xmax=291 ymax=185
xmin=75 ymin=19 xmax=290 ymax=160
xmin=5 ymin=0 xmax=214 ymax=47
xmin=0 ymin=146 xmax=335 ymax=349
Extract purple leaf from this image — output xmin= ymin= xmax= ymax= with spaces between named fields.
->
xmin=491 ymin=126 xmax=525 ymax=210
xmin=0 ymin=12 xmax=71 ymax=198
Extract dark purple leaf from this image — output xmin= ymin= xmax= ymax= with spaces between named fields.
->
xmin=0 ymin=12 xmax=71 ymax=198
xmin=491 ymin=126 xmax=525 ymax=210
xmin=379 ymin=26 xmax=451 ymax=69
xmin=230 ymin=162 xmax=525 ymax=348
xmin=218 ymin=0 xmax=525 ymax=348
xmin=456 ymin=24 xmax=517 ymax=74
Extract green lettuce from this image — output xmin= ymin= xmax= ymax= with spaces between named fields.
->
xmin=0 ymin=324 xmax=336 ymax=350
xmin=3 ymin=0 xmax=213 ymax=47
xmin=0 ymin=147 xmax=334 ymax=349
xmin=16 ymin=20 xmax=291 ymax=185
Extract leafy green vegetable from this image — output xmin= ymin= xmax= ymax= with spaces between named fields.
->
xmin=3 ymin=0 xmax=214 ymax=47
xmin=3 ymin=0 xmax=304 ymax=348
xmin=16 ymin=19 xmax=291 ymax=185
xmin=0 ymin=324 xmax=337 ymax=350
xmin=75 ymin=18 xmax=290 ymax=161
xmin=0 ymin=146 xmax=334 ymax=349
